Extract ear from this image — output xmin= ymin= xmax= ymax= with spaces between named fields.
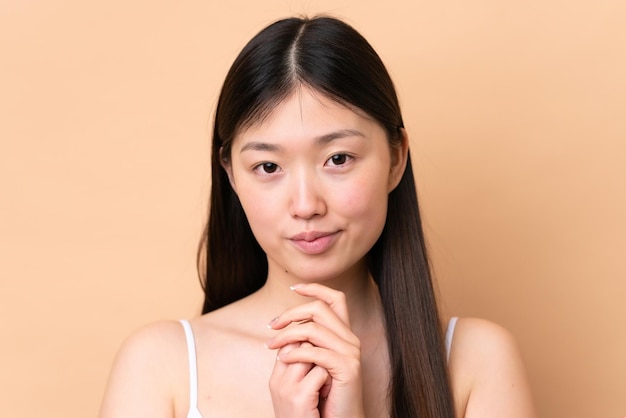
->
xmin=219 ymin=146 xmax=237 ymax=192
xmin=387 ymin=128 xmax=409 ymax=193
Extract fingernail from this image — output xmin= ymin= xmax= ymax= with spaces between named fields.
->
xmin=289 ymin=283 xmax=304 ymax=290
xmin=267 ymin=316 xmax=279 ymax=328
xmin=264 ymin=338 xmax=274 ymax=348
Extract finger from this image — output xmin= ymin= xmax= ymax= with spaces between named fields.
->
xmin=276 ymin=344 xmax=361 ymax=385
xmin=278 ymin=342 xmax=315 ymax=382
xmin=267 ymin=321 xmax=360 ymax=356
xmin=268 ymin=300 xmax=355 ymax=343
xmin=269 ymin=342 xmax=299 ymax=382
xmin=290 ymin=283 xmax=351 ymax=325
xmin=269 ymin=363 xmax=330 ymax=416
xmin=269 ymin=342 xmax=324 ymax=417
xmin=301 ymin=365 xmax=330 ymax=396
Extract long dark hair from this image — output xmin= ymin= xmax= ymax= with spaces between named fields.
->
xmin=198 ymin=16 xmax=455 ymax=418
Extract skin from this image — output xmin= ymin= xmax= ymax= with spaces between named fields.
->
xmin=99 ymin=87 xmax=537 ymax=418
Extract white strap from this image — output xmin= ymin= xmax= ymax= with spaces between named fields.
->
xmin=445 ymin=317 xmax=459 ymax=363
xmin=179 ymin=320 xmax=203 ymax=418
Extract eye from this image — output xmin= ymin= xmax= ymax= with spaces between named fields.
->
xmin=253 ymin=162 xmax=280 ymax=175
xmin=326 ymin=153 xmax=352 ymax=167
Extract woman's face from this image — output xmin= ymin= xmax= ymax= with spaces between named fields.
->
xmin=225 ymin=87 xmax=406 ymax=284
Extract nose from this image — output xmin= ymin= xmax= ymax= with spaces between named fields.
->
xmin=288 ymin=168 xmax=327 ymax=219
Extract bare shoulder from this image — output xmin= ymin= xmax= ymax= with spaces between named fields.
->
xmin=122 ymin=319 xmax=187 ymax=351
xmin=99 ymin=320 xmax=188 ymax=418
xmin=448 ymin=317 xmax=537 ymax=418
xmin=449 ymin=318 xmax=521 ymax=366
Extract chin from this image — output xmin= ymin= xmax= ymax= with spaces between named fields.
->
xmin=286 ymin=263 xmax=367 ymax=285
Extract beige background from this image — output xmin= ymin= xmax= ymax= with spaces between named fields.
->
xmin=1 ymin=0 xmax=624 ymax=417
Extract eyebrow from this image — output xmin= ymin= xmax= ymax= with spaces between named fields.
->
xmin=240 ymin=129 xmax=365 ymax=153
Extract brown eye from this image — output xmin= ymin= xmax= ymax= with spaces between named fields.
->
xmin=328 ymin=154 xmax=350 ymax=166
xmin=258 ymin=162 xmax=278 ymax=174
xmin=263 ymin=163 xmax=277 ymax=173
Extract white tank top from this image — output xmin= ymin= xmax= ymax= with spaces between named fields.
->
xmin=179 ymin=320 xmax=203 ymax=418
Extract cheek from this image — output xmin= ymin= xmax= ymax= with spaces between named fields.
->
xmin=334 ymin=177 xmax=389 ymax=221
xmin=235 ymin=185 xmax=276 ymax=235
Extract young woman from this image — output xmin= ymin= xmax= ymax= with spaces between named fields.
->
xmin=99 ymin=16 xmax=536 ymax=418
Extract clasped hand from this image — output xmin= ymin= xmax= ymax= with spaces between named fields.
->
xmin=265 ymin=283 xmax=366 ymax=418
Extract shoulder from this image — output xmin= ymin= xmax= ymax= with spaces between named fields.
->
xmin=448 ymin=317 xmax=537 ymax=418
xmin=111 ymin=320 xmax=188 ymax=374
xmin=448 ymin=317 xmax=519 ymax=365
xmin=99 ymin=320 xmax=188 ymax=418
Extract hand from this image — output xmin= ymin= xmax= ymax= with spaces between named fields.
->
xmin=266 ymin=284 xmax=365 ymax=418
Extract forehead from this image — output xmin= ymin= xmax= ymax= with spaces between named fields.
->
xmin=233 ymin=87 xmax=381 ymax=146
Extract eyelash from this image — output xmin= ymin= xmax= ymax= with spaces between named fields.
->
xmin=252 ymin=153 xmax=353 ymax=176
xmin=253 ymin=162 xmax=280 ymax=175
xmin=325 ymin=153 xmax=353 ymax=167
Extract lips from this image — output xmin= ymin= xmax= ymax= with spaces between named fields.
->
xmin=290 ymin=230 xmax=335 ymax=241
xmin=289 ymin=230 xmax=340 ymax=255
